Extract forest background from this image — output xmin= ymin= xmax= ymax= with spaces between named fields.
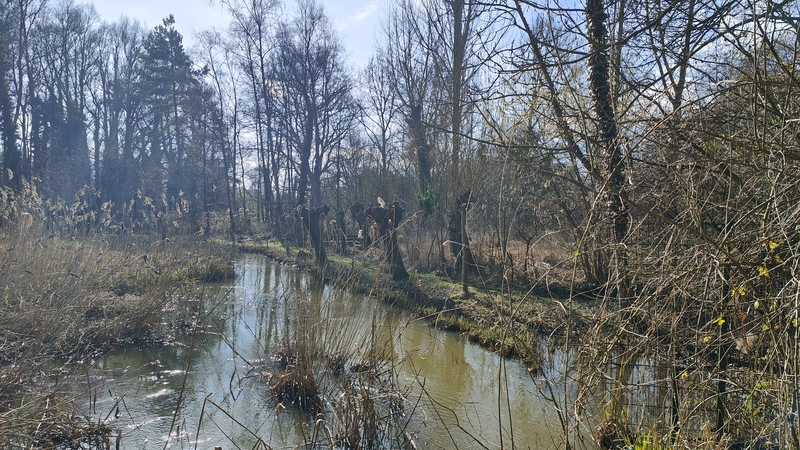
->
xmin=1 ymin=0 xmax=800 ymax=447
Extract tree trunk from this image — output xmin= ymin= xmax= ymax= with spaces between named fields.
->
xmin=448 ymin=191 xmax=476 ymax=275
xmin=297 ymin=204 xmax=328 ymax=267
xmin=0 ymin=40 xmax=20 ymax=191
xmin=366 ymin=201 xmax=409 ymax=281
xmin=297 ymin=102 xmax=314 ymax=206
xmin=407 ymin=105 xmax=431 ymax=193
xmin=449 ymin=0 xmax=466 ymax=190
xmin=586 ymin=0 xmax=629 ymax=289
xmin=351 ymin=202 xmax=371 ymax=249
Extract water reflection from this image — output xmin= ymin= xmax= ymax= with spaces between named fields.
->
xmin=67 ymin=253 xmax=561 ymax=449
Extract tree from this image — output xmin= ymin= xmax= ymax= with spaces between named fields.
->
xmin=424 ymin=0 xmax=490 ymax=193
xmin=367 ymin=200 xmax=409 ymax=281
xmin=224 ymin=0 xmax=282 ymax=225
xmin=96 ymin=18 xmax=147 ymax=214
xmin=586 ymin=0 xmax=628 ymax=292
xmin=0 ymin=2 xmax=21 ymax=191
xmin=33 ymin=1 xmax=98 ymax=201
xmin=5 ymin=0 xmax=49 ymax=188
xmin=379 ymin=0 xmax=499 ymax=274
xmin=379 ymin=0 xmax=436 ymax=195
xmin=361 ymin=56 xmax=400 ymax=194
xmin=196 ymin=30 xmax=241 ymax=235
xmin=275 ymin=0 xmax=357 ymax=207
xmin=140 ymin=15 xmax=202 ymax=221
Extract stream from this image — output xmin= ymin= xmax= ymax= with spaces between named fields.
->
xmin=68 ymin=254 xmax=578 ymax=449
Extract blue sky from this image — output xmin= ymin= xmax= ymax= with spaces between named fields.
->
xmin=84 ymin=0 xmax=386 ymax=68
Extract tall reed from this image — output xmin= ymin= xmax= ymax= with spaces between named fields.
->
xmin=0 ymin=183 xmax=234 ymax=448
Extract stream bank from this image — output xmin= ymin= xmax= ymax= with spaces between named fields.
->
xmin=236 ymin=237 xmax=597 ymax=371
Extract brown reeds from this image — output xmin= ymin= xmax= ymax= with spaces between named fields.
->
xmin=0 ymin=182 xmax=234 ymax=447
xmin=256 ymin=265 xmax=412 ymax=448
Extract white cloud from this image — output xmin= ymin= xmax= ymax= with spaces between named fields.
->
xmin=347 ymin=1 xmax=377 ymax=22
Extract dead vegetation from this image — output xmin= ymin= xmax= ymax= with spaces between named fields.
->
xmin=0 ymin=183 xmax=235 ymax=448
xmin=248 ymin=276 xmax=415 ymax=449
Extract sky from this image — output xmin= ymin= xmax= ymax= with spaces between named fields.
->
xmin=84 ymin=0 xmax=387 ymax=68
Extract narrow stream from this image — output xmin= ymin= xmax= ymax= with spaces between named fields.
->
xmin=69 ymin=254 xmax=572 ymax=449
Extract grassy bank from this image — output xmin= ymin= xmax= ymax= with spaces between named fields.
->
xmin=235 ymin=237 xmax=591 ymax=371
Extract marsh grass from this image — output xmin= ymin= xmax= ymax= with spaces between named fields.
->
xmin=254 ymin=262 xmax=415 ymax=449
xmin=0 ymin=185 xmax=235 ymax=448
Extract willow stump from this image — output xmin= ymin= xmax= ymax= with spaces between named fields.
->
xmin=448 ymin=191 xmax=476 ymax=274
xmin=296 ymin=204 xmax=329 ymax=266
xmin=366 ymin=201 xmax=409 ymax=281
xmin=350 ymin=202 xmax=371 ymax=248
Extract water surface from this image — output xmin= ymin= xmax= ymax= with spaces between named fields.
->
xmin=72 ymin=254 xmax=565 ymax=449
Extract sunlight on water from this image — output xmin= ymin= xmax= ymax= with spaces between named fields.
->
xmin=66 ymin=253 xmax=564 ymax=449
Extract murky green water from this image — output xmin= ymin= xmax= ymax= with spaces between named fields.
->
xmin=69 ymin=254 xmax=568 ymax=449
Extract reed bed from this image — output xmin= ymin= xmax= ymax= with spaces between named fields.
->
xmin=0 ymin=184 xmax=234 ymax=448
xmin=248 ymin=262 xmax=416 ymax=449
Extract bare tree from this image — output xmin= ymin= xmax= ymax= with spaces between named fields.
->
xmin=5 ymin=0 xmax=48 ymax=188
xmin=0 ymin=1 xmax=20 ymax=191
xmin=275 ymin=0 xmax=357 ymax=207
xmin=379 ymin=0 xmax=436 ymax=194
xmin=196 ymin=30 xmax=242 ymax=234
xmin=361 ymin=56 xmax=400 ymax=194
xmin=224 ymin=0 xmax=283 ymax=224
xmin=96 ymin=17 xmax=147 ymax=213
xmin=33 ymin=1 xmax=99 ymax=201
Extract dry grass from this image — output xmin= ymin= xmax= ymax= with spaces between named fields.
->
xmin=254 ymin=273 xmax=413 ymax=449
xmin=396 ymin=212 xmax=577 ymax=290
xmin=269 ymin=342 xmax=322 ymax=413
xmin=0 ymin=187 xmax=235 ymax=447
